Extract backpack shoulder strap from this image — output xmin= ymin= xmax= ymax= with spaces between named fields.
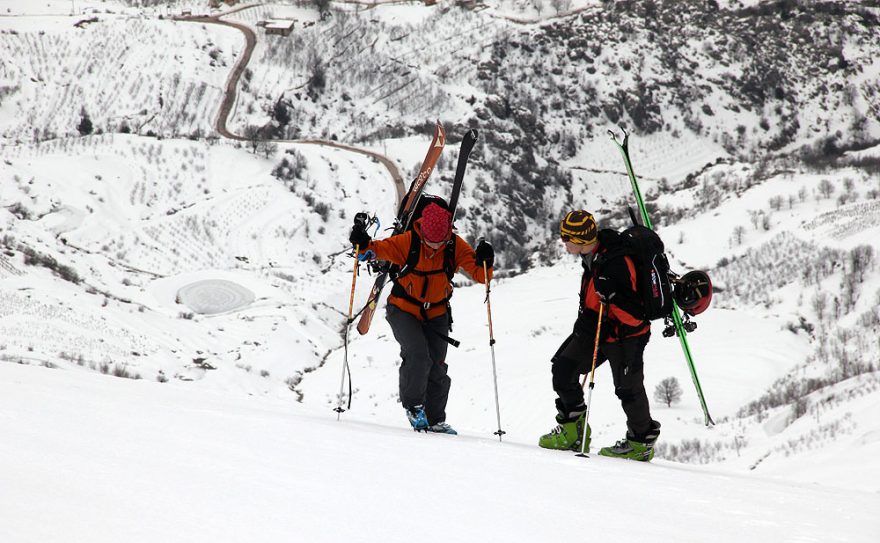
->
xmin=594 ymin=243 xmax=628 ymax=277
xmin=443 ymin=236 xmax=457 ymax=281
xmin=395 ymin=231 xmax=422 ymax=279
xmin=393 ymin=231 xmax=451 ymax=283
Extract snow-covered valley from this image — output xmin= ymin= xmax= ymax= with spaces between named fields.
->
xmin=1 ymin=0 xmax=879 ymax=540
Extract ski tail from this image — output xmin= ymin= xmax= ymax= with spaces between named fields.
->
xmin=610 ymin=129 xmax=714 ymax=426
xmin=356 ymin=122 xmax=446 ymax=336
xmin=449 ymin=129 xmax=479 ymax=220
xmin=671 ymin=306 xmax=715 ymax=425
xmin=354 ymin=273 xmax=388 ymax=336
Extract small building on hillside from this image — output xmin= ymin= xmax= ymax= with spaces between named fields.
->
xmin=261 ymin=19 xmax=296 ymax=37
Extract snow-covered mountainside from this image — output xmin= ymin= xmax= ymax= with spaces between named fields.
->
xmin=1 ymin=1 xmax=879 ymax=539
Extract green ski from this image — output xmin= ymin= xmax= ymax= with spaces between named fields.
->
xmin=610 ymin=129 xmax=715 ymax=426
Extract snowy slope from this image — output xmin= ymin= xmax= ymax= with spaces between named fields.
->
xmin=1 ymin=361 xmax=878 ymax=543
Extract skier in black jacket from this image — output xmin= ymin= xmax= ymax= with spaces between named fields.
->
xmin=538 ymin=210 xmax=661 ymax=461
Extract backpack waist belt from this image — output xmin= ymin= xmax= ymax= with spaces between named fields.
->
xmin=390 ymin=278 xmax=451 ymax=322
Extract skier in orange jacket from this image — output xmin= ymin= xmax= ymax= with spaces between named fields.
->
xmin=350 ymin=199 xmax=493 ymax=434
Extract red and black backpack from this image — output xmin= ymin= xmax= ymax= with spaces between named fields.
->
xmin=595 ymin=217 xmax=674 ymax=322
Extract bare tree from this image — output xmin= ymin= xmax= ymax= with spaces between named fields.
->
xmin=312 ymin=0 xmax=330 ymax=17
xmin=244 ymin=125 xmax=260 ymax=154
xmin=792 ymin=396 xmax=809 ymax=420
xmin=749 ymin=210 xmax=762 ymax=230
xmin=259 ymin=141 xmax=279 ymax=159
xmin=849 ymin=245 xmax=874 ymax=284
xmin=818 ymin=179 xmax=834 ymax=199
xmin=761 ymin=213 xmax=771 ymax=231
xmin=843 ymin=177 xmax=855 ymax=196
xmin=307 ymin=49 xmax=326 ymax=97
xmin=730 ymin=225 xmax=746 ymax=246
xmin=77 ymin=107 xmax=93 ymax=136
xmin=654 ymin=377 xmax=683 ymax=408
xmin=551 ymin=0 xmax=572 ymax=13
xmin=811 ymin=291 xmax=827 ymax=322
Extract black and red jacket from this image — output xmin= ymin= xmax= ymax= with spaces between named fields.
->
xmin=579 ymin=229 xmax=650 ymax=342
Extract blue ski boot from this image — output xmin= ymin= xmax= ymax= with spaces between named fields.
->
xmin=406 ymin=405 xmax=429 ymax=431
xmin=426 ymin=422 xmax=457 ymax=435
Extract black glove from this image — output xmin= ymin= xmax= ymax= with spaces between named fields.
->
xmin=574 ymin=310 xmax=611 ymax=343
xmin=475 ymin=239 xmax=494 ymax=268
xmin=594 ymin=273 xmax=616 ymax=303
xmin=349 ymin=213 xmax=371 ymax=249
xmin=573 ymin=311 xmax=598 ymax=337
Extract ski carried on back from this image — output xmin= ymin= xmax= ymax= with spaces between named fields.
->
xmin=610 ymin=129 xmax=715 ymax=426
xmin=448 ymin=128 xmax=479 ymax=221
xmin=356 ymin=122 xmax=446 ymax=335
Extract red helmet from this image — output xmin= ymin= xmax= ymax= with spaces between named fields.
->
xmin=674 ymin=271 xmax=712 ymax=316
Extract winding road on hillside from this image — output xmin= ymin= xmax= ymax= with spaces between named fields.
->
xmin=177 ymin=8 xmax=405 ymax=203
xmin=183 ymin=0 xmax=596 ymax=205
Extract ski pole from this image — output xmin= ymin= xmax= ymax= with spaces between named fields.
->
xmin=336 ymin=243 xmax=359 ymax=420
xmin=577 ymin=303 xmax=604 ymax=457
xmin=483 ymin=261 xmax=505 ymax=441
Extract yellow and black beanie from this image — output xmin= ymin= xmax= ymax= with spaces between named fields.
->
xmin=560 ymin=210 xmax=598 ymax=244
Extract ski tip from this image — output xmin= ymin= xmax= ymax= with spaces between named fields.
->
xmin=608 ymin=127 xmax=630 ymax=147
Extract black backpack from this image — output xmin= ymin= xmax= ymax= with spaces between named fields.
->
xmin=600 ymin=216 xmax=674 ymax=321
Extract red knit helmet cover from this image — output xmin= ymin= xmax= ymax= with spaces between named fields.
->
xmin=420 ymin=203 xmax=452 ymax=242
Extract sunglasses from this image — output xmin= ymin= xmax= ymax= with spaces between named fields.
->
xmin=561 ymin=234 xmax=594 ymax=245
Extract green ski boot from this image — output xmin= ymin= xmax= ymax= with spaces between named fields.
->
xmin=597 ymin=438 xmax=655 ymax=461
xmin=598 ymin=421 xmax=660 ymax=462
xmin=538 ymin=414 xmax=590 ymax=452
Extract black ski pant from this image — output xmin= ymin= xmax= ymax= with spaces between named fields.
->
xmin=386 ymin=304 xmax=451 ymax=425
xmin=551 ymin=331 xmax=655 ymax=439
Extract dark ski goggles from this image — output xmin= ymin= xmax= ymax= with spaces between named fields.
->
xmin=561 ymin=234 xmax=593 ymax=245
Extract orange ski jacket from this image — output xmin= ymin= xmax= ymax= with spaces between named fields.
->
xmin=363 ymin=219 xmax=491 ymax=321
